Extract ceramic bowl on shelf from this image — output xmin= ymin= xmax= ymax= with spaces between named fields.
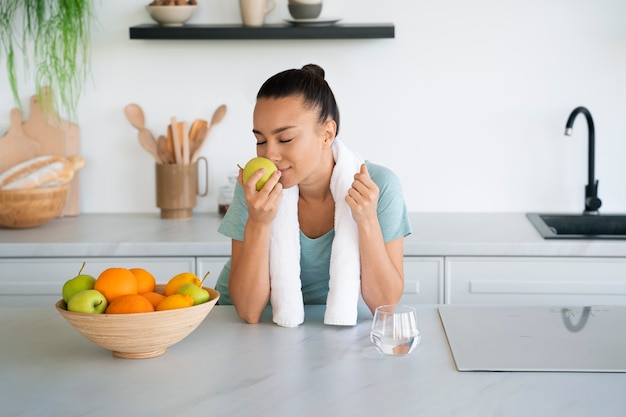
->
xmin=0 ymin=184 xmax=69 ymax=228
xmin=288 ymin=3 xmax=322 ymax=19
xmin=56 ymin=286 xmax=220 ymax=359
xmin=146 ymin=5 xmax=197 ymax=27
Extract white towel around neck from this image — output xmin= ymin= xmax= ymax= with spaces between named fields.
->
xmin=269 ymin=139 xmax=363 ymax=327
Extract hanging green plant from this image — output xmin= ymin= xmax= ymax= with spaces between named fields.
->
xmin=0 ymin=0 xmax=96 ymax=121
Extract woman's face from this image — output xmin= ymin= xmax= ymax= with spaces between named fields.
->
xmin=252 ymin=95 xmax=334 ymax=189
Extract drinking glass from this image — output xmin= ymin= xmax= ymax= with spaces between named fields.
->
xmin=370 ymin=305 xmax=420 ymax=356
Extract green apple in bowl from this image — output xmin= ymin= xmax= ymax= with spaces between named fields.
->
xmin=176 ymin=271 xmax=211 ymax=305
xmin=177 ymin=284 xmax=210 ymax=305
xmin=67 ymin=289 xmax=108 ymax=314
xmin=239 ymin=157 xmax=278 ymax=191
xmin=62 ymin=262 xmax=96 ymax=303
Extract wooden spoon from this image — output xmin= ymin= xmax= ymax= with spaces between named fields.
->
xmin=189 ymin=126 xmax=208 ymax=163
xmin=188 ymin=118 xmax=207 ymax=142
xmin=157 ymin=135 xmax=173 ymax=164
xmin=191 ymin=104 xmax=227 ymax=162
xmin=124 ymin=103 xmax=146 ymax=130
xmin=170 ymin=117 xmax=182 ymax=164
xmin=138 ymin=128 xmax=162 ymax=164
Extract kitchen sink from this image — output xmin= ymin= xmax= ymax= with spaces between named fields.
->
xmin=527 ymin=213 xmax=626 ymax=239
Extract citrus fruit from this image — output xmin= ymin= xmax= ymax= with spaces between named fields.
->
xmin=141 ymin=291 xmax=166 ymax=309
xmin=105 ymin=294 xmax=155 ymax=314
xmin=94 ymin=267 xmax=138 ymax=302
xmin=164 ymin=272 xmax=201 ymax=296
xmin=129 ymin=268 xmax=156 ymax=294
xmin=156 ymin=293 xmax=195 ymax=311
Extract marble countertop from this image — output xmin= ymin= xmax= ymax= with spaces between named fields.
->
xmin=0 ymin=212 xmax=625 ymax=258
xmin=1 ymin=304 xmax=624 ymax=417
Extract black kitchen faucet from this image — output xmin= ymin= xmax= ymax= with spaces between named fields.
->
xmin=565 ymin=106 xmax=602 ymax=215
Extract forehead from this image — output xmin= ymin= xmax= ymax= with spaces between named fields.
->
xmin=253 ymin=95 xmax=318 ymax=124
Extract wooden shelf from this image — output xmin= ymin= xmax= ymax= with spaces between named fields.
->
xmin=129 ymin=23 xmax=395 ymax=40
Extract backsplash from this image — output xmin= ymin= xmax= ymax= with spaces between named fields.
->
xmin=1 ymin=0 xmax=625 ymax=214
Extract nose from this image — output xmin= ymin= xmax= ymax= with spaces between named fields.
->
xmin=261 ymin=141 xmax=281 ymax=164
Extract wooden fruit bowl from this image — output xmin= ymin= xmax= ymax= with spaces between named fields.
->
xmin=56 ymin=286 xmax=220 ymax=359
xmin=0 ymin=184 xmax=69 ymax=228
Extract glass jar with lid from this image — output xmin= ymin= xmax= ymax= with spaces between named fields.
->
xmin=218 ymin=172 xmax=238 ymax=216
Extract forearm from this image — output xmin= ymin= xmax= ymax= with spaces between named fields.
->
xmin=358 ymin=219 xmax=405 ymax=314
xmin=228 ymin=221 xmax=272 ymax=323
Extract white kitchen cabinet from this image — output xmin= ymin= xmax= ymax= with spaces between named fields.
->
xmin=401 ymin=257 xmax=444 ymax=304
xmin=0 ymin=257 xmax=196 ymax=307
xmin=196 ymin=256 xmax=443 ymax=305
xmin=196 ymin=257 xmax=230 ymax=290
xmin=445 ymin=257 xmax=626 ymax=305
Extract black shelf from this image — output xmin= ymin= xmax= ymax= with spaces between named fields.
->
xmin=129 ymin=23 xmax=395 ymax=40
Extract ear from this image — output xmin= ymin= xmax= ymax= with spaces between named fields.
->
xmin=321 ymin=119 xmax=337 ymax=147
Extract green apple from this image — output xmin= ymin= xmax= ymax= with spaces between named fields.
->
xmin=62 ymin=262 xmax=96 ymax=303
xmin=177 ymin=283 xmax=210 ymax=305
xmin=239 ymin=157 xmax=278 ymax=191
xmin=67 ymin=289 xmax=108 ymax=314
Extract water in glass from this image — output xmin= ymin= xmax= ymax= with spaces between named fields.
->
xmin=370 ymin=305 xmax=420 ymax=356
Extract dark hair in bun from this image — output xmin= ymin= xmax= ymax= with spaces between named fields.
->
xmin=257 ymin=64 xmax=340 ymax=136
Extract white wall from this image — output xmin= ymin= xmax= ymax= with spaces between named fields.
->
xmin=2 ymin=0 xmax=626 ymax=214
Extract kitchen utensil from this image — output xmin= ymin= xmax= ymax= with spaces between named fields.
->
xmin=22 ymin=87 xmax=81 ymax=216
xmin=170 ymin=117 xmax=183 ymax=164
xmin=189 ymin=126 xmax=207 ymax=163
xmin=157 ymin=135 xmax=173 ymax=164
xmin=181 ymin=121 xmax=190 ymax=165
xmin=190 ymin=104 xmax=227 ymax=162
xmin=188 ymin=118 xmax=207 ymax=143
xmin=125 ymin=102 xmax=160 ymax=162
xmin=124 ymin=103 xmax=146 ymax=130
xmin=138 ymin=128 xmax=162 ymax=164
xmin=0 ymin=108 xmax=41 ymax=175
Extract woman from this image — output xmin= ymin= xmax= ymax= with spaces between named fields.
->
xmin=216 ymin=64 xmax=411 ymax=325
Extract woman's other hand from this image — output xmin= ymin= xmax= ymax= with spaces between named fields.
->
xmin=345 ymin=163 xmax=379 ymax=224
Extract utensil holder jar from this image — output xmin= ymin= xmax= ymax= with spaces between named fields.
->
xmin=155 ymin=157 xmax=208 ymax=219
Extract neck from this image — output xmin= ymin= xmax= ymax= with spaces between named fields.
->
xmin=298 ymin=148 xmax=335 ymax=203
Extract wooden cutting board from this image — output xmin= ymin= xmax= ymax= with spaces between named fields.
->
xmin=0 ymin=108 xmax=41 ymax=175
xmin=22 ymin=88 xmax=81 ymax=216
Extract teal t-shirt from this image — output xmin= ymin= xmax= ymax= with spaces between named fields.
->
xmin=215 ymin=161 xmax=412 ymax=305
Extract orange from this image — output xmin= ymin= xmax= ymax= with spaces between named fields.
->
xmin=94 ymin=267 xmax=138 ymax=302
xmin=141 ymin=291 xmax=166 ymax=309
xmin=129 ymin=268 xmax=156 ymax=294
xmin=156 ymin=294 xmax=194 ymax=311
xmin=164 ymin=272 xmax=201 ymax=296
xmin=105 ymin=294 xmax=155 ymax=314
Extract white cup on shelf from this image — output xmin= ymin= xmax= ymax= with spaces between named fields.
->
xmin=239 ymin=0 xmax=276 ymax=27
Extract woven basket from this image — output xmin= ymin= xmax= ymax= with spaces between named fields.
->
xmin=56 ymin=286 xmax=220 ymax=359
xmin=0 ymin=184 xmax=69 ymax=228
